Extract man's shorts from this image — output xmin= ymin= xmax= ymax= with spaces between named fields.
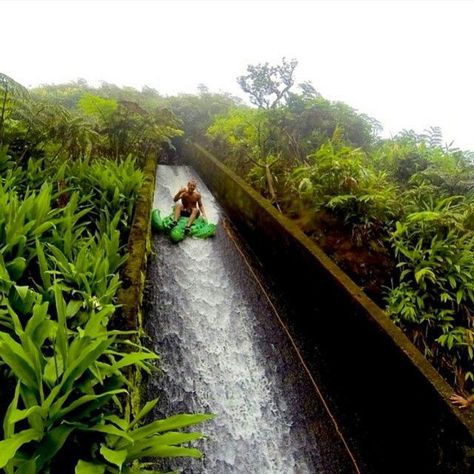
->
xmin=180 ymin=208 xmax=199 ymax=218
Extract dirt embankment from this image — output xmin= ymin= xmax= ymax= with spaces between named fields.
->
xmin=287 ymin=205 xmax=394 ymax=307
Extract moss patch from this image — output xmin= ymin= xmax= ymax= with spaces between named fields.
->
xmin=116 ymin=152 xmax=157 ymax=421
xmin=117 ymin=152 xmax=157 ymax=331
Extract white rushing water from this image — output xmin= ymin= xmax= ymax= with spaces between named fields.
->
xmin=146 ymin=165 xmax=356 ymax=473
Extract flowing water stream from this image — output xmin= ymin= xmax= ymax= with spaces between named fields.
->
xmin=144 ymin=165 xmax=359 ymax=473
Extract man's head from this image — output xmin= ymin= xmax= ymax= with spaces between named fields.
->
xmin=187 ymin=180 xmax=197 ymax=192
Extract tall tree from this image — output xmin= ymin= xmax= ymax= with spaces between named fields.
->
xmin=237 ymin=58 xmax=298 ymax=109
xmin=0 ymin=73 xmax=29 ymax=145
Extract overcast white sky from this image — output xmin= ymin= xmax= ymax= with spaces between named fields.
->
xmin=2 ymin=0 xmax=474 ymax=150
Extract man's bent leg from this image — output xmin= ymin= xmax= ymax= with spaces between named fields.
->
xmin=186 ymin=209 xmax=200 ymax=228
xmin=173 ymin=204 xmax=183 ymax=222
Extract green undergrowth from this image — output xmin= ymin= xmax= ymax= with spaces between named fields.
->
xmin=206 ymin=110 xmax=474 ymax=394
xmin=0 ymin=150 xmax=212 ymax=473
xmin=0 ymin=72 xmax=212 ymax=473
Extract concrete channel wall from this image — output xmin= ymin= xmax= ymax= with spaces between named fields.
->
xmin=185 ymin=143 xmax=474 ymax=473
xmin=117 ymin=153 xmax=157 ymax=330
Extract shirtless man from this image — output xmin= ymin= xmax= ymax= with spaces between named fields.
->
xmin=171 ymin=179 xmax=207 ymax=233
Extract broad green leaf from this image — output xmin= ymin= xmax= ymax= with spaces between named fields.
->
xmin=456 ymin=289 xmax=464 ymax=305
xmin=87 ymin=422 xmax=134 ymax=443
xmin=66 ymin=300 xmax=83 ymax=318
xmin=3 ymin=381 xmax=21 ymax=438
xmin=118 ymin=414 xmax=214 ymax=448
xmin=32 ymin=220 xmax=55 ymax=236
xmin=61 ymin=338 xmax=112 ymax=393
xmin=75 ymin=460 xmax=106 ymax=474
xmin=83 ymin=305 xmax=115 ymax=338
xmin=0 ymin=333 xmax=37 ymax=389
xmin=6 ymin=256 xmax=26 ymax=280
xmin=126 ymin=432 xmax=203 ymax=460
xmin=50 ymin=389 xmax=126 ymax=423
xmin=11 ymin=285 xmax=38 ymax=314
xmin=9 ymin=405 xmax=45 ymax=425
xmin=33 ymin=425 xmax=74 ymax=471
xmin=43 ymin=353 xmax=64 ymax=387
xmin=128 ymin=399 xmax=158 ymax=430
xmin=35 ymin=239 xmax=51 ymax=289
xmin=25 ymin=301 xmax=50 ymax=341
xmin=53 ymin=284 xmax=68 ymax=366
xmin=18 ymin=384 xmax=44 ymax=433
xmin=414 ymin=268 xmax=435 ymax=284
xmin=128 ymin=445 xmax=202 ymax=461
xmin=103 ymin=415 xmax=128 ymax=431
xmin=100 ymin=445 xmax=127 ymax=469
xmin=16 ymin=458 xmax=37 ymax=474
xmin=0 ymin=429 xmax=42 ymax=468
xmin=105 ymin=352 xmax=159 ymax=376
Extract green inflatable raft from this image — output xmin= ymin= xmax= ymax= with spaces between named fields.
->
xmin=151 ymin=209 xmax=217 ymax=243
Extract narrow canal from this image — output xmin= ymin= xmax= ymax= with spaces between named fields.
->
xmin=143 ymin=165 xmax=361 ymax=473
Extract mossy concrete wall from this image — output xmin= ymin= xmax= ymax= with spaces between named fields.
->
xmin=185 ymin=142 xmax=474 ymax=472
xmin=117 ymin=153 xmax=157 ymax=331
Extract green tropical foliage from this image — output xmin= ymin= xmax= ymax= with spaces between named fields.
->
xmin=291 ymin=140 xmax=399 ymax=243
xmin=0 ymin=73 xmax=210 ymax=473
xmin=387 ymin=195 xmax=474 ymax=387
xmin=5 ymin=55 xmax=474 ymax=467
xmin=163 ymin=89 xmax=240 ymax=157
xmin=0 ymin=73 xmax=29 ymax=146
xmin=204 ymin=59 xmax=474 ymax=396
